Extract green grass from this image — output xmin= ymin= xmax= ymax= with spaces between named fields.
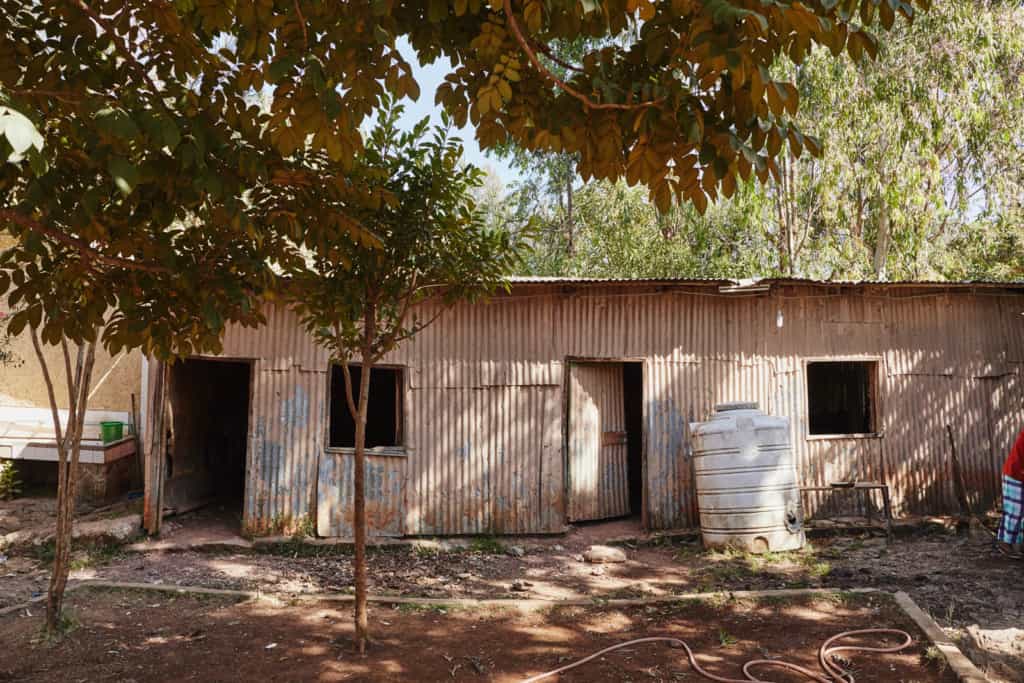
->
xmin=466 ymin=536 xmax=505 ymax=555
xmin=921 ymin=645 xmax=947 ymax=672
xmin=718 ymin=628 xmax=738 ymax=647
xmin=68 ymin=540 xmax=126 ymax=571
xmin=395 ymin=602 xmax=454 ymax=615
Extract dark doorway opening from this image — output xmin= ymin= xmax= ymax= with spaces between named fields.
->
xmin=622 ymin=362 xmax=644 ymax=517
xmin=166 ymin=359 xmax=251 ymax=522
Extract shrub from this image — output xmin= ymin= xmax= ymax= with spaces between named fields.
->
xmin=0 ymin=460 xmax=20 ymax=499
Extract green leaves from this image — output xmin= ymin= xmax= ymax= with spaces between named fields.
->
xmin=93 ymin=108 xmax=141 ymax=142
xmin=0 ymin=106 xmax=43 ymax=160
xmin=288 ymin=100 xmax=521 ymax=364
xmin=107 ymin=157 xmax=139 ymax=196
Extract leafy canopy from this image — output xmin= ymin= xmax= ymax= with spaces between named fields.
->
xmin=1 ymin=0 xmax=921 ymax=235
xmin=289 ymin=102 xmax=521 ymax=363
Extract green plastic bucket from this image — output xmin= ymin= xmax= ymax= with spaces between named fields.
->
xmin=100 ymin=421 xmax=124 ymax=443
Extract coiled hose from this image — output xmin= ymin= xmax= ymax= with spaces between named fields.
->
xmin=520 ymin=628 xmax=914 ymax=683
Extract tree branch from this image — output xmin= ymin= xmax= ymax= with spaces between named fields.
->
xmin=0 ymin=210 xmax=171 ymax=274
xmin=502 ymin=0 xmax=663 ymax=112
xmin=293 ymin=0 xmax=310 ymax=51
xmin=30 ymin=327 xmax=64 ymax=448
xmin=336 ymin=323 xmax=359 ymax=421
xmin=7 ymin=89 xmax=83 ymax=105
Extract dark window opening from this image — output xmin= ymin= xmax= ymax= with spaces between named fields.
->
xmin=622 ymin=363 xmax=644 ymax=516
xmin=807 ymin=361 xmax=877 ymax=435
xmin=329 ymin=365 xmax=402 ymax=448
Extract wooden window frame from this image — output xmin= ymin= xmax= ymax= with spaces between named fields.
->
xmin=803 ymin=356 xmax=883 ymax=441
xmin=324 ymin=362 xmax=407 ymax=458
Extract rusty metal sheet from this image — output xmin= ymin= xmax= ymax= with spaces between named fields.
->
xmin=568 ymin=363 xmax=629 ymax=521
xmin=144 ymin=284 xmax=1024 ymax=536
xmin=317 ymin=451 xmax=405 ymax=537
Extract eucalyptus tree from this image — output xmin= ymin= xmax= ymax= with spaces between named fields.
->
xmin=496 ymin=0 xmax=1022 ymax=281
xmin=289 ymin=104 xmax=521 ymax=653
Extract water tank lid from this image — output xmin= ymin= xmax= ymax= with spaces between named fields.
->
xmin=715 ymin=401 xmax=759 ymax=412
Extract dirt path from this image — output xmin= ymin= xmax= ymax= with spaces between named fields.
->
xmin=0 ymin=587 xmax=955 ymax=682
xmin=4 ymin=524 xmax=1021 ymax=680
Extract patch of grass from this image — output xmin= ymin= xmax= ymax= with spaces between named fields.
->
xmin=0 ymin=460 xmax=21 ymax=500
xmin=412 ymin=543 xmax=443 ymax=559
xmin=671 ymin=597 xmax=705 ymax=611
xmin=256 ymin=539 xmax=354 ymax=559
xmin=34 ymin=609 xmax=79 ymax=642
xmin=921 ymin=646 xmax=947 ymax=672
xmin=718 ymin=628 xmax=738 ymax=647
xmin=28 ymin=539 xmax=57 ymax=565
xmin=394 ymin=602 xmax=454 ymax=615
xmin=291 ymin=514 xmax=316 ymax=539
xmin=466 ymin=536 xmax=505 ymax=555
xmin=68 ymin=540 xmax=126 ymax=571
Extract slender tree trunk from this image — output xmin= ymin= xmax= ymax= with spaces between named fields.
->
xmin=565 ymin=176 xmax=575 ymax=258
xmin=30 ymin=330 xmax=97 ymax=634
xmin=872 ymin=200 xmax=890 ymax=280
xmin=352 ymin=303 xmax=376 ymax=654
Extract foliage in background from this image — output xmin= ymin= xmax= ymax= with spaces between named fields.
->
xmin=490 ymin=0 xmax=1023 ymax=281
xmin=0 ymin=459 xmax=19 ymax=499
xmin=0 ymin=311 xmax=22 ymax=367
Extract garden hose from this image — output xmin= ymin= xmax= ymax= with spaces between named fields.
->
xmin=519 ymin=628 xmax=914 ymax=683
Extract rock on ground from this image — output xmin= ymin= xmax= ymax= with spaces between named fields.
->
xmin=582 ymin=545 xmax=627 ymax=563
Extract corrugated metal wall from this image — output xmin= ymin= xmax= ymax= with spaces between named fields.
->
xmin=189 ymin=283 xmax=1024 ymax=536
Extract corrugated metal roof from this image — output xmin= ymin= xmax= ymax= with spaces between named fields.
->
xmin=507 ymin=275 xmax=730 ymax=285
xmin=507 ymin=275 xmax=1024 ymax=290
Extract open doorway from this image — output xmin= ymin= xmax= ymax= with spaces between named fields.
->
xmin=567 ymin=361 xmax=644 ymax=524
xmin=165 ymin=358 xmax=251 ymax=528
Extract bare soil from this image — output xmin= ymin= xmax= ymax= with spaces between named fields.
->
xmin=0 ymin=588 xmax=954 ymax=682
xmin=3 ymin=515 xmax=1021 ymax=680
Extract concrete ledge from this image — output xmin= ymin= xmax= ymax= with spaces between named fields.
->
xmin=893 ymin=591 xmax=990 ymax=682
xmin=0 ymin=513 xmax=141 ymax=550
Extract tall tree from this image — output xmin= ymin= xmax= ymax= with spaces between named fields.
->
xmin=493 ymin=0 xmax=1023 ymax=282
xmin=289 ymin=105 xmax=521 ymax=653
xmin=0 ymin=2 xmax=275 ymax=632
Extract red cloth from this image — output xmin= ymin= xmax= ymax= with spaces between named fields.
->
xmin=1005 ymin=428 xmax=1024 ymax=481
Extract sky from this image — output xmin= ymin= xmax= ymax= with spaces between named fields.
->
xmin=392 ymin=39 xmax=521 ymax=188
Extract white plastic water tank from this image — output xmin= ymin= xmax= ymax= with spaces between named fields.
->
xmin=689 ymin=402 xmax=804 ymax=553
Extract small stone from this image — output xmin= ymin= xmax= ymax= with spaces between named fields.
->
xmin=507 ymin=545 xmax=525 ymax=558
xmin=510 ymin=579 xmax=532 ymax=592
xmin=590 ymin=567 xmax=605 ymax=576
xmin=582 ymin=545 xmax=627 ymax=564
xmin=553 ymin=545 xmax=565 ymax=552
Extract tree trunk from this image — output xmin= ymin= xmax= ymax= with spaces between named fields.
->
xmin=872 ymin=199 xmax=890 ymax=280
xmin=565 ymin=175 xmax=575 ymax=258
xmin=30 ymin=330 xmax=97 ymax=634
xmin=352 ymin=303 xmax=376 ymax=654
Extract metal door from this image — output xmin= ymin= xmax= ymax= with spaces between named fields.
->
xmin=568 ymin=363 xmax=629 ymax=521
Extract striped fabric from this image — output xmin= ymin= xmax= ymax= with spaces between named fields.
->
xmin=997 ymin=474 xmax=1023 ymax=546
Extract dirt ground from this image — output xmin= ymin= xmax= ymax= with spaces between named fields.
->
xmin=2 ymin=513 xmax=1021 ymax=680
xmin=0 ymin=587 xmax=954 ymax=682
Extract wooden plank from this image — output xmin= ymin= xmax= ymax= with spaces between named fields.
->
xmin=568 ymin=363 xmax=628 ymax=521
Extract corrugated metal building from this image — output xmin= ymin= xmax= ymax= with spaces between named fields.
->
xmin=142 ymin=277 xmax=1024 ymax=537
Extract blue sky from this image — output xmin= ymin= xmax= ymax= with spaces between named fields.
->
xmin=393 ymin=39 xmax=520 ymax=187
